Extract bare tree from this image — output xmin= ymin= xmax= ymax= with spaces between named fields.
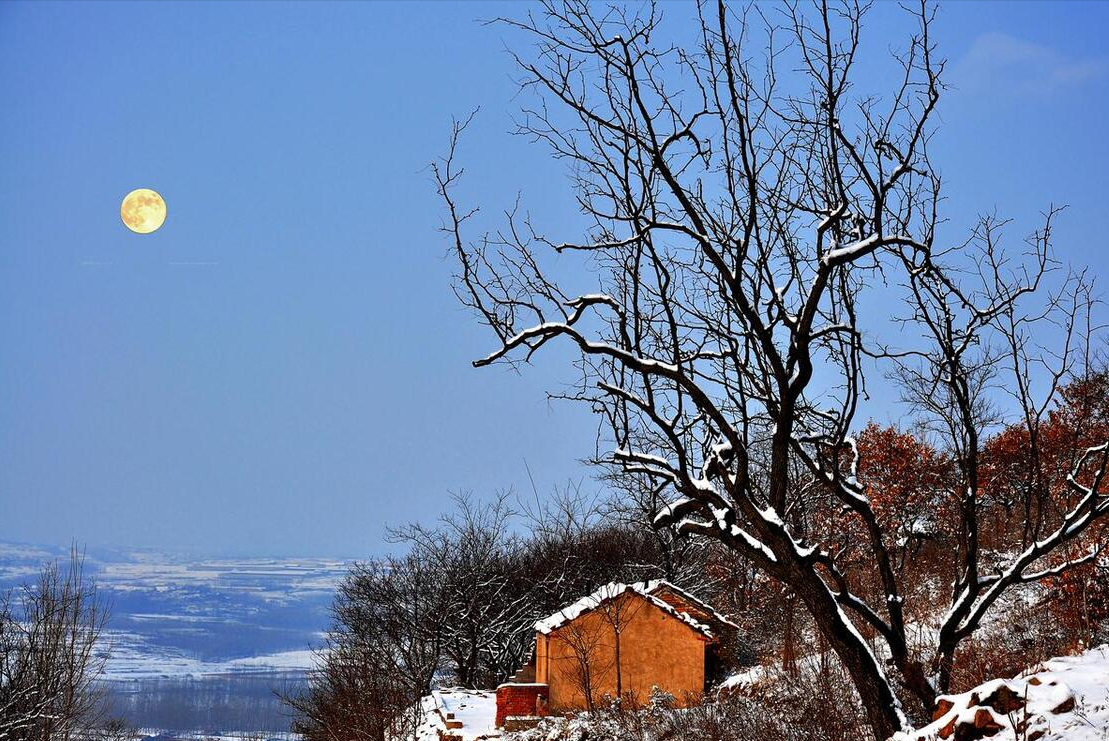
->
xmin=390 ymin=492 xmax=537 ymax=689
xmin=594 ymin=592 xmax=646 ymax=702
xmin=552 ymin=614 xmax=613 ymax=713
xmin=285 ymin=551 xmax=450 ymax=741
xmin=0 ymin=552 xmax=109 ymax=741
xmin=435 ymin=2 xmax=1108 ymax=738
xmin=284 ymin=638 xmax=419 ymax=741
xmin=891 ymin=211 xmax=1105 ymax=693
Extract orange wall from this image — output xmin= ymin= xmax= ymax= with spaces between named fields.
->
xmin=536 ymin=592 xmax=707 ymax=711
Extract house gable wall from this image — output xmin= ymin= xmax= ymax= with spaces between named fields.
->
xmin=540 ymin=591 xmax=707 ymax=711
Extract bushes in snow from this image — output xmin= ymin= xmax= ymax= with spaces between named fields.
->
xmin=502 ymin=665 xmax=869 ymax=741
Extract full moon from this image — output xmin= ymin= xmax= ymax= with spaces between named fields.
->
xmin=120 ymin=188 xmax=167 ymax=234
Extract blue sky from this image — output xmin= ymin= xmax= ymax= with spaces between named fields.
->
xmin=1 ymin=1 xmax=1107 ymax=558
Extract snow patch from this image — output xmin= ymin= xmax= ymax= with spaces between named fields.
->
xmin=412 ymin=689 xmax=500 ymax=741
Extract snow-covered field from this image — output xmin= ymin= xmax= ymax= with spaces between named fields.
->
xmin=0 ymin=540 xmax=345 ymax=680
xmin=102 ymin=630 xmax=319 ymax=680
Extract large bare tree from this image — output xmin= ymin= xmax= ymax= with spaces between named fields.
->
xmin=436 ymin=1 xmax=1107 ymax=739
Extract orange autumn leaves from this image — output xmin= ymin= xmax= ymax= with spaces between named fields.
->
xmin=980 ymin=372 xmax=1109 ymax=523
xmin=810 ymin=423 xmax=953 ymax=560
xmin=854 ymin=423 xmax=954 ymax=542
xmin=815 ymin=373 xmax=1109 ymax=579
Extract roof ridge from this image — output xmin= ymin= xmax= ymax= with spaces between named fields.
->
xmin=534 ymin=580 xmax=716 ymax=638
xmin=643 ymin=580 xmax=741 ymax=630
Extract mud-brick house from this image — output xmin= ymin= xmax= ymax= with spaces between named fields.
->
xmin=495 ymin=580 xmax=738 ymax=728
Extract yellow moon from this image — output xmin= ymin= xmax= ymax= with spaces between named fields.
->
xmin=120 ymin=188 xmax=167 ymax=234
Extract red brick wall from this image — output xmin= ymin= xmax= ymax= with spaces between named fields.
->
xmin=495 ymin=683 xmax=549 ymax=727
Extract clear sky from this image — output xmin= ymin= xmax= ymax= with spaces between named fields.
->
xmin=2 ymin=1 xmax=1108 ymax=558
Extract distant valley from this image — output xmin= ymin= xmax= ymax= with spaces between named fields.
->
xmin=0 ymin=541 xmax=352 ymax=733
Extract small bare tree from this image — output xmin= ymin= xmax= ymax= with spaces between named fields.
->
xmin=552 ymin=615 xmax=613 ymax=713
xmin=594 ymin=591 xmax=646 ymax=702
xmin=0 ymin=552 xmax=109 ymax=741
xmin=389 ymin=492 xmax=538 ymax=689
xmin=436 ymin=2 xmax=1107 ymax=738
xmin=283 ymin=638 xmax=418 ymax=741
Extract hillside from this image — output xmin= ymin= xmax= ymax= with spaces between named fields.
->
xmin=409 ymin=646 xmax=1109 ymax=741
xmin=894 ymin=645 xmax=1109 ymax=741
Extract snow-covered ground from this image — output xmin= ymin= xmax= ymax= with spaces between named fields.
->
xmin=894 ymin=644 xmax=1109 ymax=741
xmin=413 ymin=689 xmax=500 ymax=741
xmin=411 ymin=646 xmax=1109 ymax=741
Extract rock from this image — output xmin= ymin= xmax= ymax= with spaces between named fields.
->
xmin=1051 ymin=696 xmax=1075 ymax=714
xmin=937 ymin=708 xmax=1004 ymax=740
xmin=891 ymin=645 xmax=1109 ymax=741
xmin=967 ymin=709 xmax=1004 ymax=740
xmin=933 ymin=698 xmax=955 ymax=721
xmin=978 ymin=684 xmax=1025 ymax=715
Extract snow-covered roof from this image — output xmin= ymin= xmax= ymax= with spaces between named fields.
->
xmin=643 ymin=579 xmax=742 ymax=630
xmin=534 ymin=581 xmax=728 ymax=639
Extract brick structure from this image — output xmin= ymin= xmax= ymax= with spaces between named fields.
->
xmin=499 ymin=580 xmax=738 ymax=723
xmin=494 ymin=682 xmax=549 ymax=727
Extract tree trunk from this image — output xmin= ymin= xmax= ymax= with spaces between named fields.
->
xmin=791 ymin=570 xmax=905 ymax=741
xmin=614 ymin=628 xmax=623 ymax=700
